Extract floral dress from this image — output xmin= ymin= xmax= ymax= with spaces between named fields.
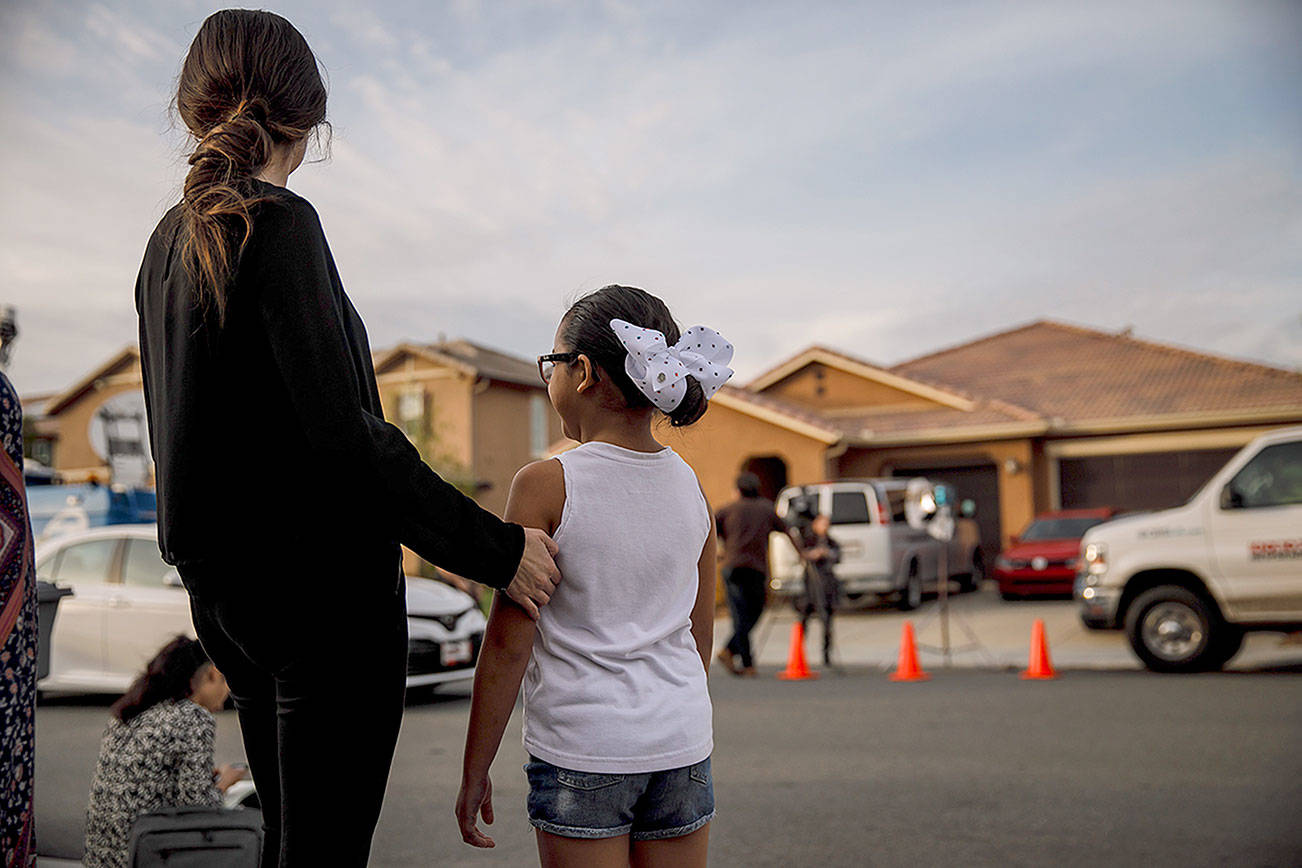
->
xmin=0 ymin=371 xmax=36 ymax=868
xmin=83 ymin=700 xmax=222 ymax=868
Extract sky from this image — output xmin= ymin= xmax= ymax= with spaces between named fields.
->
xmin=2 ymin=0 xmax=1300 ymax=397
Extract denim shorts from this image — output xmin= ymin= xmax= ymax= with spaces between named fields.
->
xmin=524 ymin=755 xmax=715 ymax=841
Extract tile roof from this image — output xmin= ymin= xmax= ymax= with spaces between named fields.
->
xmin=889 ymin=320 xmax=1302 ymax=426
xmin=421 ymin=339 xmax=541 ymax=388
xmin=44 ymin=346 xmax=140 ymax=416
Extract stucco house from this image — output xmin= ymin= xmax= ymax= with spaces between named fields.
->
xmin=27 ymin=320 xmax=1302 ymax=579
xmin=660 ymin=320 xmax=1302 ymax=567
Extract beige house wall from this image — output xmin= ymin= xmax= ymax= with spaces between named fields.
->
xmin=48 ymin=364 xmax=144 ymax=482
xmin=760 ymin=363 xmax=943 ymax=412
xmin=375 ymin=353 xmax=476 ymax=473
xmin=661 ymin=401 xmax=830 ymax=514
xmin=473 ymin=383 xmax=562 ymax=518
xmin=837 ymin=438 xmax=1036 ymax=549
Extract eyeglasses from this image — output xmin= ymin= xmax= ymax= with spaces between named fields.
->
xmin=537 ymin=351 xmax=582 ymax=384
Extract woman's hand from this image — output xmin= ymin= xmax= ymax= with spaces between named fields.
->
xmin=455 ymin=774 xmax=496 ymax=848
xmin=504 ymin=527 xmax=561 ymax=620
xmin=213 ymin=763 xmax=248 ymax=793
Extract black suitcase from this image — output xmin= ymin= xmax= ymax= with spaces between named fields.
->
xmin=128 ymin=806 xmax=263 ymax=867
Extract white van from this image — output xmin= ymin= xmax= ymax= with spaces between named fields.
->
xmin=1076 ymin=426 xmax=1302 ymax=671
xmin=768 ymin=479 xmax=983 ymax=610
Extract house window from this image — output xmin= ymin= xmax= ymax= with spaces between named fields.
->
xmin=398 ymin=386 xmax=427 ymax=442
xmin=531 ymin=393 xmax=549 ymax=458
xmin=30 ymin=438 xmax=54 ymax=466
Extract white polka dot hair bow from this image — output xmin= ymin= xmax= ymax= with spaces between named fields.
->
xmin=610 ymin=318 xmax=735 ymax=412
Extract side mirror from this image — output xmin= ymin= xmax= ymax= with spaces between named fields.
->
xmin=960 ymin=499 xmax=976 ymax=518
xmin=1219 ymin=484 xmax=1244 ymax=510
xmin=1009 ymin=535 xmax=1020 ymax=546
xmin=163 ymin=569 xmax=184 ymax=588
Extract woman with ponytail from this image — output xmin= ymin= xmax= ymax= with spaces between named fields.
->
xmin=135 ymin=10 xmax=562 ymax=866
xmin=83 ymin=637 xmax=243 ymax=868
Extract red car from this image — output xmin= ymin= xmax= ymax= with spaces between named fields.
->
xmin=994 ymin=508 xmax=1117 ymax=599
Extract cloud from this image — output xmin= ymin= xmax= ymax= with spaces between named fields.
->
xmin=2 ymin=0 xmax=1300 ymax=396
xmin=84 ymin=3 xmax=179 ymax=62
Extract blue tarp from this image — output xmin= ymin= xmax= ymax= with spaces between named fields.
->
xmin=27 ymin=484 xmax=157 ymax=537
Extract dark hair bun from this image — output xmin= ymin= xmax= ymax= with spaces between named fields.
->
xmin=668 ymin=376 xmax=708 ymax=427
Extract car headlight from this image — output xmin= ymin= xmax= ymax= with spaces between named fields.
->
xmin=1081 ymin=542 xmax=1107 ymax=584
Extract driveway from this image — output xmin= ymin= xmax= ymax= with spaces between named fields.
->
xmin=718 ymin=584 xmax=1302 ymax=672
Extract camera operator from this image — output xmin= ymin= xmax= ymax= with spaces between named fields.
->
xmin=796 ymin=511 xmax=842 ymax=668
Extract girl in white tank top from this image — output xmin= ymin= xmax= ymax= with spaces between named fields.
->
xmin=456 ymin=286 xmax=734 ymax=867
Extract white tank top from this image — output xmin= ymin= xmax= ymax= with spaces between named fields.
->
xmin=521 ymin=440 xmax=714 ymax=773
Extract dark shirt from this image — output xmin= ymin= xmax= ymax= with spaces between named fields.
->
xmin=135 ymin=180 xmax=523 ymax=589
xmin=715 ymin=496 xmax=788 ymax=574
xmin=800 ymin=528 xmax=842 ymax=581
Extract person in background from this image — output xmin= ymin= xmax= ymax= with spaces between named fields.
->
xmin=83 ymin=636 xmax=247 ymax=868
xmin=0 ymin=371 xmax=37 ymax=868
xmin=797 ymin=513 xmax=842 ymax=667
xmin=714 ymin=473 xmax=793 ymax=676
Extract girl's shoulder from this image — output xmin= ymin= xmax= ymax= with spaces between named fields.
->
xmin=507 ymin=458 xmax=566 ymax=537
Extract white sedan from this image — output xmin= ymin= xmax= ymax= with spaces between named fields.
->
xmin=35 ymin=524 xmax=486 ymax=694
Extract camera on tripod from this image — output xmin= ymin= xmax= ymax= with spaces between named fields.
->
xmin=785 ymin=487 xmax=820 ymax=533
xmin=904 ymin=477 xmax=957 ymax=541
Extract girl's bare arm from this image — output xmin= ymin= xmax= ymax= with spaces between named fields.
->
xmin=690 ymin=497 xmax=719 ymax=676
xmin=455 ymin=458 xmax=564 ymax=847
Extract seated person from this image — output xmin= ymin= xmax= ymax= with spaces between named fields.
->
xmin=83 ymin=636 xmax=247 ymax=868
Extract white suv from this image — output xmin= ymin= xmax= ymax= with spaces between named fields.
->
xmin=768 ymin=479 xmax=983 ymax=610
xmin=1077 ymin=426 xmax=1302 ymax=671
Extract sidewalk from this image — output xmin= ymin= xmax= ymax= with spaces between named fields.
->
xmin=715 ymin=586 xmax=1302 ymax=672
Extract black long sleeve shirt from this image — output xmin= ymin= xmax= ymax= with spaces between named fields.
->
xmin=135 ymin=179 xmax=524 ymax=589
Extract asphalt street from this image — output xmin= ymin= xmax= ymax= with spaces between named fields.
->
xmin=36 ymin=664 xmax=1302 ymax=867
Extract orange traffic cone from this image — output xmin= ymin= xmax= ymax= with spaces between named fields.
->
xmin=1021 ymin=619 xmax=1057 ymax=680
xmin=777 ymin=622 xmax=819 ymax=681
xmin=889 ymin=621 xmax=930 ymax=682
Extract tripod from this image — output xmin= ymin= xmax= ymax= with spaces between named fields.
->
xmin=911 ymin=515 xmax=997 ymax=668
xmin=750 ymin=552 xmax=842 ymax=670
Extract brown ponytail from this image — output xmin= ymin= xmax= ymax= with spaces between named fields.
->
xmin=175 ymin=10 xmax=328 ymax=322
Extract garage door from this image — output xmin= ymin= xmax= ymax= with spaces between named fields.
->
xmin=1058 ymin=448 xmax=1239 ymax=512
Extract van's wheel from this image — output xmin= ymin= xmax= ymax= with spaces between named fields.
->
xmin=1124 ymin=585 xmax=1225 ymax=672
xmin=897 ymin=562 xmax=922 ymax=611
xmin=1204 ymin=625 xmax=1246 ymax=670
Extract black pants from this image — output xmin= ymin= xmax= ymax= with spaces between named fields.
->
xmin=180 ymin=552 xmax=408 ymax=868
xmin=724 ymin=567 xmax=767 ymax=668
xmin=798 ymin=567 xmax=839 ymax=665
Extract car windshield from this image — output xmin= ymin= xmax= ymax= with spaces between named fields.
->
xmin=1020 ymin=517 xmax=1107 ymax=541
